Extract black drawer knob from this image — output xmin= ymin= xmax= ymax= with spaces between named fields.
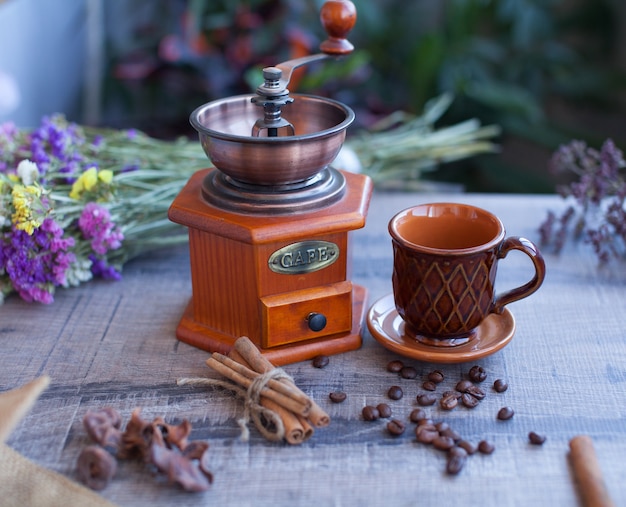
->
xmin=307 ymin=312 xmax=327 ymax=332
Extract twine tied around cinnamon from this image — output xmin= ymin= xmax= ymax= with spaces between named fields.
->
xmin=177 ymin=336 xmax=329 ymax=445
xmin=178 ymin=366 xmax=294 ymax=442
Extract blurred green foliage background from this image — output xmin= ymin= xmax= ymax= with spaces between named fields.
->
xmin=100 ymin=0 xmax=626 ymax=193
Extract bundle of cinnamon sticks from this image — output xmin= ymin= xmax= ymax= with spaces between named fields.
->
xmin=205 ymin=336 xmax=330 ymax=445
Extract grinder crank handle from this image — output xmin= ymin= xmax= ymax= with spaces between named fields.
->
xmin=257 ymin=0 xmax=357 ymax=98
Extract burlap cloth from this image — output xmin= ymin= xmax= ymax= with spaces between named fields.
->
xmin=0 ymin=376 xmax=117 ymax=507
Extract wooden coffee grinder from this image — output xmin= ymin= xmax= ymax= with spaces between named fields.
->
xmin=168 ymin=0 xmax=372 ymax=365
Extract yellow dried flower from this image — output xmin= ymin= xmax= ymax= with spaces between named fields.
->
xmin=98 ymin=169 xmax=113 ymax=184
xmin=70 ymin=167 xmax=99 ymax=200
xmin=11 ymin=183 xmax=44 ymax=235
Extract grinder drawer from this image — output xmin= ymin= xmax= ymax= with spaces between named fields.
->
xmin=260 ymin=281 xmax=353 ymax=348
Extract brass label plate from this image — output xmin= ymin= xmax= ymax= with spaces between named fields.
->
xmin=268 ymin=240 xmax=340 ymax=275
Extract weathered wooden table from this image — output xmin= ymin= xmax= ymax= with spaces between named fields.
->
xmin=2 ymin=191 xmax=625 ymax=506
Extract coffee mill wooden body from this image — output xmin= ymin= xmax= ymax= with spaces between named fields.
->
xmin=168 ymin=0 xmax=372 ymax=365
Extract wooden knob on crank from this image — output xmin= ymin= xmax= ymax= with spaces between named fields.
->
xmin=320 ymin=0 xmax=357 ymax=55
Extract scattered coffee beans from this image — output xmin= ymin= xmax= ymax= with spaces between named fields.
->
xmin=409 ymin=408 xmax=427 ymax=423
xmin=329 ymin=391 xmax=347 ymax=403
xmin=362 ymin=360 xmax=526 ymax=476
xmin=528 ymin=431 xmax=546 ymax=445
xmin=427 ymin=370 xmax=445 ymax=383
xmin=468 ymin=365 xmax=487 ymax=383
xmin=478 ymin=440 xmax=495 ymax=454
xmin=377 ymin=403 xmax=392 ymax=418
xmin=400 ymin=366 xmax=418 ymax=379
xmin=416 ymin=393 xmax=437 ymax=406
xmin=387 ymin=385 xmax=403 ymax=400
xmin=422 ymin=381 xmax=437 ymax=391
xmin=312 ymin=354 xmax=329 ymax=368
xmin=387 ymin=360 xmax=404 ymax=373
xmin=497 ymin=406 xmax=515 ymax=421
xmin=387 ymin=419 xmax=406 ymax=436
xmin=362 ymin=406 xmax=380 ymax=421
xmin=493 ymin=378 xmax=508 ymax=393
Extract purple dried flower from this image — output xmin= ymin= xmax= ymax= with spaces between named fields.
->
xmin=78 ymin=202 xmax=124 ymax=255
xmin=540 ymin=138 xmax=626 ymax=262
xmin=89 ymin=255 xmax=122 ymax=281
xmin=27 ymin=115 xmax=86 ymax=181
xmin=0 ymin=218 xmax=75 ymax=303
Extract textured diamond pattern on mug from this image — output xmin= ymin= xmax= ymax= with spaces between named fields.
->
xmin=395 ymin=250 xmax=494 ymax=337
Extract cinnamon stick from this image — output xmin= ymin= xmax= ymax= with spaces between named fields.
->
xmin=211 ymin=352 xmax=312 ymax=410
xmin=307 ymin=402 xmax=330 ymax=428
xmin=262 ymin=398 xmax=309 ymax=445
xmin=569 ymin=435 xmax=615 ymax=507
xmin=205 ymin=356 xmax=310 ymax=417
xmin=233 ymin=337 xmax=276 ymax=374
xmin=227 ymin=349 xmax=311 ymax=445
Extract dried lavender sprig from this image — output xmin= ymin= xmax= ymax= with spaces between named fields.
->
xmin=540 ymin=138 xmax=626 ymax=262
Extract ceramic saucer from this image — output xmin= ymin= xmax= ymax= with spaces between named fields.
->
xmin=366 ymin=294 xmax=516 ymax=364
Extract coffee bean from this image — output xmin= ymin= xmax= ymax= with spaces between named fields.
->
xmin=434 ymin=421 xmax=449 ymax=432
xmin=442 ymin=390 xmax=460 ymax=399
xmin=529 ymin=431 xmax=546 ymax=445
xmin=387 ymin=419 xmax=406 ymax=436
xmin=387 ymin=385 xmax=403 ymax=400
xmin=446 ymin=455 xmax=466 ymax=475
xmin=362 ymin=405 xmax=380 ymax=421
xmin=457 ymin=440 xmax=477 ymax=455
xmin=417 ymin=422 xmax=437 ymax=432
xmin=448 ymin=446 xmax=468 ymax=458
xmin=422 ymin=381 xmax=437 ymax=391
xmin=427 ymin=370 xmax=445 ymax=383
xmin=478 ymin=440 xmax=495 ymax=454
xmin=409 ymin=408 xmax=428 ymax=423
xmin=377 ymin=403 xmax=392 ymax=418
xmin=497 ymin=406 xmax=515 ymax=421
xmin=416 ymin=393 xmax=437 ymax=406
xmin=329 ymin=391 xmax=346 ymax=403
xmin=432 ymin=435 xmax=455 ymax=451
xmin=387 ymin=360 xmax=404 ymax=373
xmin=440 ymin=426 xmax=461 ymax=442
xmin=440 ymin=392 xmax=458 ymax=410
xmin=455 ymin=379 xmax=473 ymax=393
xmin=461 ymin=392 xmax=480 ymax=409
xmin=415 ymin=425 xmax=438 ymax=444
xmin=493 ymin=378 xmax=508 ymax=393
xmin=400 ymin=366 xmax=418 ymax=379
xmin=312 ymin=354 xmax=329 ymax=368
xmin=465 ymin=385 xmax=486 ymax=400
xmin=468 ymin=365 xmax=487 ymax=383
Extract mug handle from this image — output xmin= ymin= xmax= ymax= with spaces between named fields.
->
xmin=493 ymin=236 xmax=546 ymax=314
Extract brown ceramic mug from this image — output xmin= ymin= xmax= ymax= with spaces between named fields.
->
xmin=389 ymin=203 xmax=546 ymax=346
